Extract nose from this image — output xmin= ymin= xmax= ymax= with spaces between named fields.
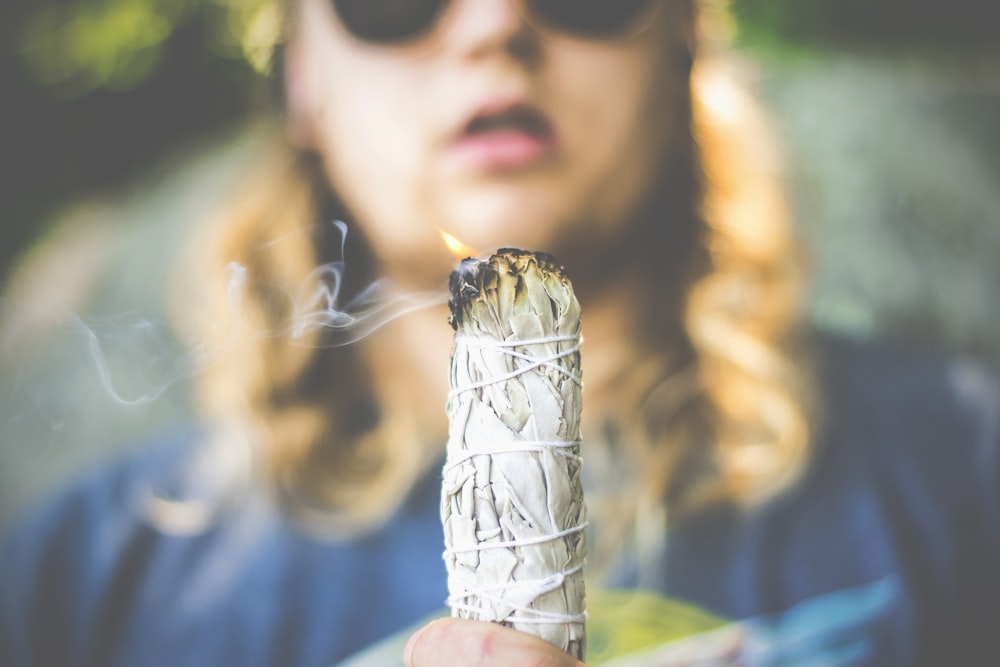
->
xmin=443 ymin=0 xmax=537 ymax=62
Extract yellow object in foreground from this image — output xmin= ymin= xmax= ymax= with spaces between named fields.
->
xmin=336 ymin=588 xmax=732 ymax=667
xmin=586 ymin=589 xmax=730 ymax=664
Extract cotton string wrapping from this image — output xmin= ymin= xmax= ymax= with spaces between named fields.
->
xmin=442 ymin=250 xmax=587 ymax=661
xmin=444 ymin=334 xmax=585 ymax=623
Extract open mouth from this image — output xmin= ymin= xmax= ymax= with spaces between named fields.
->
xmin=450 ymin=103 xmax=558 ymax=171
xmin=462 ymin=104 xmax=555 ymax=141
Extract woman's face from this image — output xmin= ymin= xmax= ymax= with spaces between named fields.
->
xmin=288 ymin=0 xmax=690 ymax=287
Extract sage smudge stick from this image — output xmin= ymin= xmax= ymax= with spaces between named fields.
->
xmin=442 ymin=248 xmax=587 ymax=661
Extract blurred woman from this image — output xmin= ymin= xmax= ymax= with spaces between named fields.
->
xmin=2 ymin=1 xmax=997 ymax=665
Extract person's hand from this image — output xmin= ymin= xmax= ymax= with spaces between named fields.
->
xmin=403 ymin=618 xmax=586 ymax=667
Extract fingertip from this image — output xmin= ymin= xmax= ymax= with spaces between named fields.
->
xmin=402 ymin=626 xmax=423 ymax=667
xmin=403 ymin=619 xmax=438 ymax=667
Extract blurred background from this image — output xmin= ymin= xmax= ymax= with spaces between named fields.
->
xmin=1 ymin=0 xmax=999 ymax=527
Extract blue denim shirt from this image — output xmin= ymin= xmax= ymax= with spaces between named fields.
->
xmin=2 ymin=336 xmax=998 ymax=666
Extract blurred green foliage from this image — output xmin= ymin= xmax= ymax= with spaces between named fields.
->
xmin=14 ymin=0 xmax=279 ymax=96
xmin=734 ymin=0 xmax=1000 ymax=51
xmin=0 ymin=0 xmax=272 ymax=279
xmin=1 ymin=0 xmax=997 ymax=279
xmin=19 ymin=1 xmax=189 ymax=94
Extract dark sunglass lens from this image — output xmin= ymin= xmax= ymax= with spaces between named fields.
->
xmin=333 ymin=0 xmax=447 ymax=44
xmin=530 ymin=0 xmax=653 ymax=38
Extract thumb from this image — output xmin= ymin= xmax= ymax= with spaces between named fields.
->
xmin=404 ymin=618 xmax=585 ymax=667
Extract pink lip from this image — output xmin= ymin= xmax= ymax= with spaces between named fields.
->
xmin=447 ymin=101 xmax=557 ymax=172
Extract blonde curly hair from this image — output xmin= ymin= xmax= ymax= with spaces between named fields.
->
xmin=177 ymin=0 xmax=815 ymax=544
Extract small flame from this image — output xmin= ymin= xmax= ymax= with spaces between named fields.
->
xmin=440 ymin=230 xmax=479 ymax=259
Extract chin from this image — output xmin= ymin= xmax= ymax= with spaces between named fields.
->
xmin=444 ymin=188 xmax=575 ymax=253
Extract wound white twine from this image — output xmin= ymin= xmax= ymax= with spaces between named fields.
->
xmin=447 ymin=562 xmax=587 ymax=625
xmin=448 ymin=334 xmax=582 ymax=399
xmin=443 ymin=332 xmax=586 ymax=630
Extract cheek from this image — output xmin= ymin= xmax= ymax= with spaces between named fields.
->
xmin=557 ymin=50 xmax=678 ymax=225
xmin=315 ymin=56 xmax=440 ymax=247
xmin=321 ymin=62 xmax=421 ymax=186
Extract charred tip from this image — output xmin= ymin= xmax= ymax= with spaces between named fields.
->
xmin=447 ymin=249 xmax=567 ymax=330
xmin=449 ymin=257 xmax=482 ymax=300
xmin=448 ymin=257 xmax=485 ymax=330
xmin=494 ymin=248 xmax=563 ymax=275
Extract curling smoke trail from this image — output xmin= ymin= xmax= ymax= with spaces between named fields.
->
xmin=68 ymin=313 xmax=212 ymax=407
xmin=5 ymin=220 xmax=447 ymax=409
xmin=226 ymin=220 xmax=449 ymax=348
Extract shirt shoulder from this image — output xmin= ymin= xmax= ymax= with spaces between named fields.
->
xmin=816 ymin=333 xmax=1000 ymax=526
xmin=0 ymin=428 xmax=205 ymax=666
xmin=0 ymin=427 xmax=447 ymax=667
xmin=664 ymin=334 xmax=1000 ymax=665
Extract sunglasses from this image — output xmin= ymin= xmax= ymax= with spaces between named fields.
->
xmin=332 ymin=0 xmax=658 ymax=46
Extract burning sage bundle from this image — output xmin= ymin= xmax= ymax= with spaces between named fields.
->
xmin=442 ymin=248 xmax=587 ymax=660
